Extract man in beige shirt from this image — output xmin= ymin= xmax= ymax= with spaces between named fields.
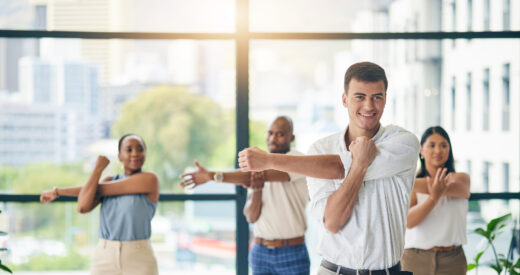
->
xmin=180 ymin=116 xmax=310 ymax=275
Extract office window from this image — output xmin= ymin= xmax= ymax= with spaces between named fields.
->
xmin=451 ymin=76 xmax=457 ymax=131
xmin=451 ymin=1 xmax=457 ymax=47
xmin=466 ymin=72 xmax=472 ymax=131
xmin=502 ymin=63 xmax=510 ymax=131
xmin=503 ymin=0 xmax=511 ymax=30
xmin=467 ymin=0 xmax=473 ymax=31
xmin=483 ymin=0 xmax=490 ymax=31
xmin=503 ymin=163 xmax=510 ymax=192
xmin=483 ymin=161 xmax=491 ymax=192
xmin=466 ymin=159 xmax=472 ymax=177
xmin=482 ymin=68 xmax=490 ymax=131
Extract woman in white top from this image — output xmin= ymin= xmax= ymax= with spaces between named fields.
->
xmin=401 ymin=126 xmax=470 ymax=275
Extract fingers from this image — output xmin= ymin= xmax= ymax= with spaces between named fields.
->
xmin=194 ymin=160 xmax=203 ymax=169
xmin=179 ymin=172 xmax=193 ymax=178
xmin=178 ymin=179 xmax=195 ymax=189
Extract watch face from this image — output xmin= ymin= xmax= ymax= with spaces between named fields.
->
xmin=215 ymin=173 xmax=223 ymax=182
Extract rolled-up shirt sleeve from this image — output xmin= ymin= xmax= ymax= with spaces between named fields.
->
xmin=364 ymin=130 xmax=420 ymax=181
xmin=306 ymin=143 xmax=340 ymax=225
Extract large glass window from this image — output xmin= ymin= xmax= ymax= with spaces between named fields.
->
xmin=502 ymin=63 xmax=510 ymax=131
xmin=1 ymin=0 xmax=519 ymax=274
xmin=0 ymin=0 xmax=235 ymax=33
xmin=466 ymin=72 xmax=472 ymax=131
xmin=482 ymin=68 xmax=490 ymax=131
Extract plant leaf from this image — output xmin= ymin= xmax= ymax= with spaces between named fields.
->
xmin=0 ymin=262 xmax=12 ymax=274
xmin=467 ymin=263 xmax=476 ymax=271
xmin=475 ymin=227 xmax=490 ymax=238
xmin=487 ymin=213 xmax=511 ymax=234
xmin=475 ymin=251 xmax=485 ymax=264
xmin=0 ymin=231 xmax=7 ymax=236
xmin=0 ymin=248 xmax=7 ymax=251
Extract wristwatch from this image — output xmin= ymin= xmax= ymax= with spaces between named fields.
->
xmin=214 ymin=172 xmax=224 ymax=182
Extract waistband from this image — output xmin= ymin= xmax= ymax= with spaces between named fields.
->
xmin=98 ymin=238 xmax=151 ymax=249
xmin=321 ymin=259 xmax=401 ymax=275
xmin=254 ymin=236 xmax=305 ymax=248
xmin=427 ymin=245 xmax=462 ymax=252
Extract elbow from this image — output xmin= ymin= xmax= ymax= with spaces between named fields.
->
xmin=246 ymin=215 xmax=258 ymax=223
xmin=246 ymin=216 xmax=258 ymax=223
xmin=406 ymin=221 xmax=415 ymax=229
xmin=323 ymin=219 xmax=342 ymax=234
xmin=77 ymin=204 xmax=90 ymax=214
xmin=464 ymin=191 xmax=471 ymax=199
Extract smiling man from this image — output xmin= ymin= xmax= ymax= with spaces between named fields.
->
xmin=238 ymin=62 xmax=419 ymax=274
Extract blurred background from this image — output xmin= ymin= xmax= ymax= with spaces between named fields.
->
xmin=0 ymin=0 xmax=518 ymax=274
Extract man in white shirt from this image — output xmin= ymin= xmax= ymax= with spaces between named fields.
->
xmin=238 ymin=62 xmax=419 ymax=274
xmin=180 ymin=116 xmax=310 ymax=275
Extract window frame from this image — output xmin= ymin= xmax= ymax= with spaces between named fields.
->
xmin=1 ymin=0 xmax=519 ymax=274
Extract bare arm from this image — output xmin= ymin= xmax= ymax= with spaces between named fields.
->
xmin=179 ymin=160 xmax=290 ymax=189
xmin=407 ymin=168 xmax=450 ymax=228
xmin=413 ymin=172 xmax=470 ymax=199
xmin=238 ymin=147 xmax=344 ymax=179
xmin=40 ymin=176 xmax=113 ymax=203
xmin=97 ymin=172 xmax=159 ymax=202
xmin=243 ymin=172 xmax=265 ymax=223
xmin=323 ymin=136 xmax=376 ymax=233
xmin=77 ymin=156 xmax=109 ymax=213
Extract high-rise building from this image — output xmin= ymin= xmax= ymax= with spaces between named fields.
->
xmin=441 ymin=0 xmax=519 ymax=219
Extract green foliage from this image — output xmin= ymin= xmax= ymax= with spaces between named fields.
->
xmin=112 ymin=85 xmax=230 ymax=192
xmin=12 ymin=249 xmax=89 ymax=271
xmin=0 ymin=210 xmax=12 ymax=274
xmin=208 ymin=118 xmax=268 ymax=169
xmin=468 ymin=213 xmax=519 ymax=274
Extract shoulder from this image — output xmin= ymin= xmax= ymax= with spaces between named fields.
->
xmin=453 ymin=172 xmax=470 ymax=182
xmin=287 ymin=150 xmax=304 ymax=156
xmin=132 ymin=171 xmax=159 ymax=183
xmin=308 ymin=131 xmax=343 ymax=154
xmin=382 ymin=125 xmax=420 ymax=148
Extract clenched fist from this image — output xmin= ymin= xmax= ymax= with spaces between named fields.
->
xmin=349 ymin=136 xmax=377 ymax=169
xmin=238 ymin=147 xmax=270 ymax=172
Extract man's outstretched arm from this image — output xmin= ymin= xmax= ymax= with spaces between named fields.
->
xmin=179 ymin=160 xmax=291 ymax=189
xmin=238 ymin=147 xmax=344 ymax=180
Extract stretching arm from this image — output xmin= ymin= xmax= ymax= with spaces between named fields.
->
xmin=238 ymin=147 xmax=344 ymax=179
xmin=77 ymin=156 xmax=109 ymax=213
xmin=179 ymin=160 xmax=291 ymax=189
xmin=413 ymin=173 xmax=470 ymax=199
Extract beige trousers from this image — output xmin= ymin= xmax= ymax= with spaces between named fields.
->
xmin=91 ymin=238 xmax=158 ymax=275
xmin=401 ymin=247 xmax=467 ymax=275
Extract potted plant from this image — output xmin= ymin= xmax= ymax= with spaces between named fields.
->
xmin=0 ymin=210 xmax=12 ymax=273
xmin=468 ymin=213 xmax=520 ymax=275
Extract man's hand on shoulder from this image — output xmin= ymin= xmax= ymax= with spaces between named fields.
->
xmin=238 ymin=147 xmax=270 ymax=172
xmin=349 ymin=136 xmax=377 ymax=169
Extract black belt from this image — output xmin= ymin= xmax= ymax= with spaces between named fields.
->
xmin=321 ymin=259 xmax=402 ymax=275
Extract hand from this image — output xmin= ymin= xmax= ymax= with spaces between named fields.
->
xmin=427 ymin=168 xmax=451 ymax=202
xmin=179 ymin=160 xmax=211 ymax=189
xmin=40 ymin=187 xmax=59 ymax=203
xmin=238 ymin=147 xmax=270 ymax=172
xmin=250 ymin=171 xmax=266 ymax=190
xmin=348 ymin=136 xmax=377 ymax=169
xmin=95 ymin=155 xmax=110 ymax=170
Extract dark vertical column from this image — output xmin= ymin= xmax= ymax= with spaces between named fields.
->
xmin=235 ymin=0 xmax=250 ymax=274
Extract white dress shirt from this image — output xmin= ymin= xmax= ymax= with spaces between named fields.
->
xmin=307 ymin=124 xmax=419 ymax=270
